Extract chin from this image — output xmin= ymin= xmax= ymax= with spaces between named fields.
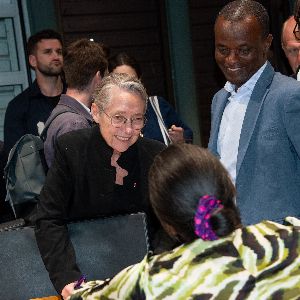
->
xmin=114 ymin=146 xmax=130 ymax=153
xmin=112 ymin=141 xmax=133 ymax=153
xmin=109 ymin=134 xmax=139 ymax=153
xmin=225 ymin=76 xmax=245 ymax=87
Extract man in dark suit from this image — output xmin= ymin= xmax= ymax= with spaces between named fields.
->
xmin=208 ymin=0 xmax=300 ymax=225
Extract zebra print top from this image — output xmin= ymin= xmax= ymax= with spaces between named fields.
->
xmin=71 ymin=217 xmax=300 ymax=300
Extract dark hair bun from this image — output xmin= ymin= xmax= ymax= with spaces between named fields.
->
xmin=210 ymin=207 xmax=241 ymax=237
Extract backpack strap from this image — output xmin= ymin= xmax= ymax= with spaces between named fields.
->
xmin=4 ymin=108 xmax=73 ymax=176
xmin=4 ymin=135 xmax=42 ymax=178
xmin=148 ymin=96 xmax=171 ymax=146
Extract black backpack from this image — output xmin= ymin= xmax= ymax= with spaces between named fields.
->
xmin=4 ymin=110 xmax=70 ymax=218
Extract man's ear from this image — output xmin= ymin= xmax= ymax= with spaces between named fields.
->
xmin=91 ymin=103 xmax=100 ymax=124
xmin=264 ymin=34 xmax=273 ymax=54
xmin=96 ymin=70 xmax=102 ymax=79
xmin=28 ymin=54 xmax=37 ymax=69
xmin=96 ymin=71 xmax=102 ymax=84
xmin=91 ymin=71 xmax=102 ymax=90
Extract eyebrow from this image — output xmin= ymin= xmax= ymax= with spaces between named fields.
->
xmin=42 ymin=47 xmax=62 ymax=51
xmin=110 ymin=111 xmax=144 ymax=116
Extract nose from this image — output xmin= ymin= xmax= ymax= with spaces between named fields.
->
xmin=52 ymin=50 xmax=62 ymax=60
xmin=123 ymin=120 xmax=134 ymax=134
xmin=226 ymin=50 xmax=239 ymax=64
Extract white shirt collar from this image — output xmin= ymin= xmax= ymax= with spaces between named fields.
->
xmin=77 ymin=100 xmax=91 ymax=113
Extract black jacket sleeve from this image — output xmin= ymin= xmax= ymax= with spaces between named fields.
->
xmin=34 ymin=141 xmax=81 ymax=293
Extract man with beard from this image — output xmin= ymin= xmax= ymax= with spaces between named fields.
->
xmin=208 ymin=0 xmax=300 ymax=225
xmin=3 ymin=29 xmax=66 ymax=155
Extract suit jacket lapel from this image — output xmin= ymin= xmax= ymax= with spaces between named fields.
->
xmin=210 ymin=90 xmax=230 ymax=156
xmin=236 ymin=62 xmax=275 ymax=177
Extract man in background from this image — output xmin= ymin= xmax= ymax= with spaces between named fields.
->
xmin=44 ymin=39 xmax=107 ymax=167
xmin=1 ymin=29 xmax=65 ymax=221
xmin=4 ymin=29 xmax=65 ymax=155
xmin=281 ymin=15 xmax=300 ymax=77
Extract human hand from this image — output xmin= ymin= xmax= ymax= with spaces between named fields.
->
xmin=168 ymin=125 xmax=185 ymax=143
xmin=61 ymin=282 xmax=75 ymax=300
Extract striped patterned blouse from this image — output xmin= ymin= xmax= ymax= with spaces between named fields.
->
xmin=71 ymin=217 xmax=300 ymax=300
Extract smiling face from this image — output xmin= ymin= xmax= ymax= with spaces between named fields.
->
xmin=214 ymin=15 xmax=272 ymax=88
xmin=92 ymin=86 xmax=145 ymax=153
xmin=29 ymin=39 xmax=63 ymax=76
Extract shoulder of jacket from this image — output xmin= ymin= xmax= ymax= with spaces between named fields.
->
xmin=57 ymin=127 xmax=91 ymax=147
xmin=138 ymin=137 xmax=166 ymax=153
xmin=8 ymin=87 xmax=31 ymax=106
xmin=214 ymin=88 xmax=228 ymax=97
xmin=55 ymin=110 xmax=87 ymax=121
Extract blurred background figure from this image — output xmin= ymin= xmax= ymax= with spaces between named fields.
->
xmin=108 ymin=52 xmax=193 ymax=145
xmin=70 ymin=143 xmax=300 ymax=300
xmin=281 ymin=15 xmax=300 ymax=77
xmin=4 ymin=29 xmax=65 ymax=156
xmin=294 ymin=0 xmax=300 ymax=36
xmin=1 ymin=29 xmax=65 ymax=223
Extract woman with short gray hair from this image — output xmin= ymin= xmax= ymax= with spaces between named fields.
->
xmin=35 ymin=73 xmax=168 ymax=300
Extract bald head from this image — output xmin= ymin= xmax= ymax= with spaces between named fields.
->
xmin=282 ymin=16 xmax=298 ymax=44
xmin=282 ymin=16 xmax=300 ymax=73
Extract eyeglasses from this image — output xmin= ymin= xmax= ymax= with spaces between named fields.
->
xmin=293 ymin=22 xmax=300 ymax=40
xmin=102 ymin=110 xmax=146 ymax=129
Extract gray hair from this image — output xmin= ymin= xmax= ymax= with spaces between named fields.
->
xmin=217 ymin=0 xmax=269 ymax=38
xmin=92 ymin=73 xmax=148 ymax=111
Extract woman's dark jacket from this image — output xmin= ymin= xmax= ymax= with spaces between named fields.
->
xmin=34 ymin=125 xmax=165 ymax=293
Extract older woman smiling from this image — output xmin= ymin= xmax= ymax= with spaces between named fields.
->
xmin=34 ymin=73 xmax=167 ymax=299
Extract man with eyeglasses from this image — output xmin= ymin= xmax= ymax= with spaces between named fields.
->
xmin=281 ymin=15 xmax=300 ymax=77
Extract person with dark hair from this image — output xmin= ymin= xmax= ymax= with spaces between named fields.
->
xmin=70 ymin=143 xmax=300 ymax=299
xmin=209 ymin=0 xmax=300 ymax=225
xmin=27 ymin=29 xmax=63 ymax=56
xmin=35 ymin=73 xmax=169 ymax=299
xmin=44 ymin=38 xmax=108 ymax=166
xmin=4 ymin=29 xmax=66 ymax=155
xmin=108 ymin=52 xmax=193 ymax=145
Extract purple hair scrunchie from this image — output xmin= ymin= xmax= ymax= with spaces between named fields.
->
xmin=194 ymin=195 xmax=224 ymax=241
